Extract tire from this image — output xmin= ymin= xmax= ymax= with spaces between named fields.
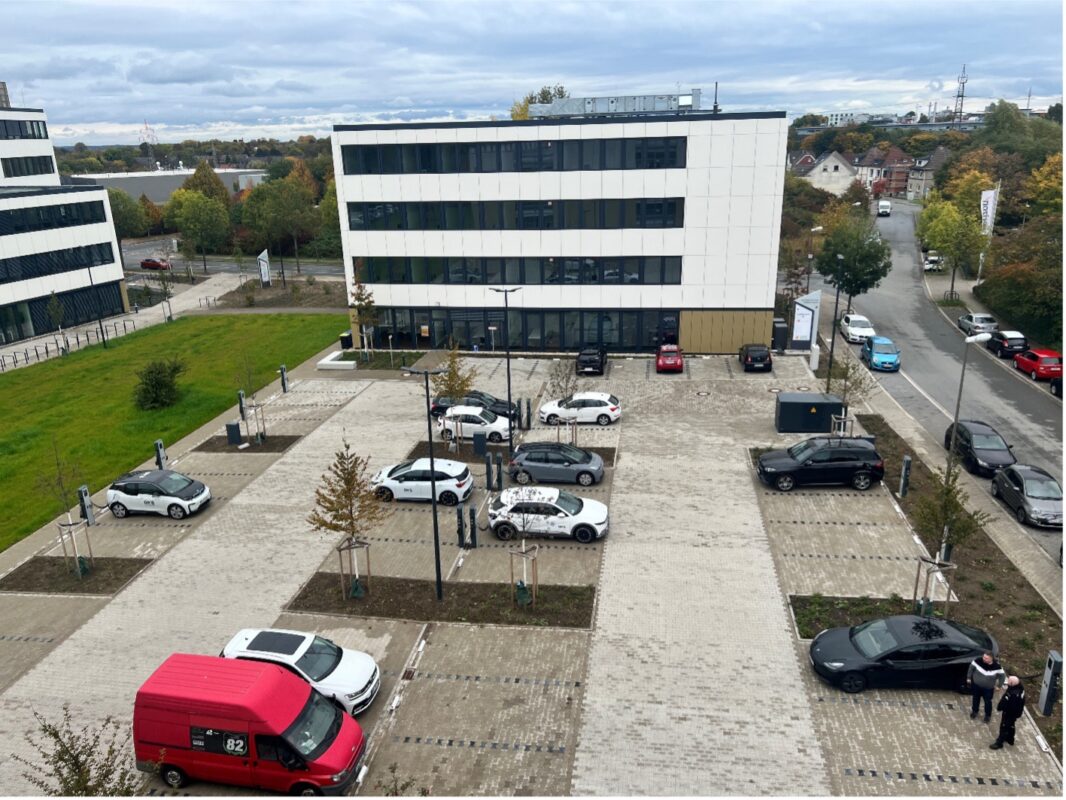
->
xmin=438 ymin=491 xmax=458 ymax=507
xmin=1031 ymin=370 xmax=1039 ymax=381
xmin=1053 ymin=382 xmax=1060 ymax=397
xmin=110 ymin=502 xmax=128 ymax=519
xmin=573 ymin=526 xmax=595 ymax=544
xmin=546 ymin=414 xmax=559 ymax=426
xmin=160 ymin=765 xmax=187 ymax=789
xmin=851 ymin=472 xmax=873 ymax=491
xmin=1013 ymin=359 xmax=1021 ymax=371
xmin=990 ymin=481 xmax=1000 ymax=498
xmin=596 ymin=414 xmax=611 ymax=426
xmin=494 ymin=522 xmax=517 ymax=541
xmin=441 ymin=428 xmax=454 ymax=440
xmin=515 ymin=470 xmax=533 ymax=485
xmin=488 ymin=432 xmax=502 ymax=443
xmin=167 ymin=504 xmax=187 ymax=520
xmin=774 ymin=474 xmax=796 ymax=492
xmin=576 ymin=471 xmax=595 ymax=487
xmin=376 ymin=487 xmax=394 ymax=502
xmin=1016 ymin=505 xmax=1028 ymax=525
xmin=290 ymin=784 xmax=322 ymax=796
xmin=840 ymin=671 xmax=867 ymax=693
xmin=943 ymin=433 xmax=951 ymax=450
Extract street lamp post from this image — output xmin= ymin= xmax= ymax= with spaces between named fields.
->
xmin=489 ymin=287 xmax=521 ymax=457
xmin=824 ymin=253 xmax=844 ymax=393
xmin=805 ymin=226 xmax=823 ymax=293
xmin=404 ymin=366 xmax=447 ymax=601
xmin=939 ymin=332 xmax=993 ymax=562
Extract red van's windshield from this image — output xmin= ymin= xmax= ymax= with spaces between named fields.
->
xmin=283 ymin=691 xmax=341 ymax=760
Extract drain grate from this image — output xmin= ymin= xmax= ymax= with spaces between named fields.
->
xmin=843 ymin=767 xmax=1060 ymax=790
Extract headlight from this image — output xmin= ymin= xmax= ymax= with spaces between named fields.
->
xmin=762 ymin=465 xmax=777 ymax=472
xmin=822 ymin=661 xmax=846 ymax=670
xmin=975 ymin=459 xmax=990 ymax=468
xmin=345 ymin=691 xmax=362 ymax=700
xmin=331 ymin=771 xmax=347 ymax=783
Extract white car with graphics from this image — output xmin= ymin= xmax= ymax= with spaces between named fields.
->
xmin=370 ymin=457 xmax=472 ymax=506
xmin=488 ymin=487 xmax=609 ymax=544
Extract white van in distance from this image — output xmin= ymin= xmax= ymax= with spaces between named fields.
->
xmin=877 ymin=200 xmax=892 ymax=217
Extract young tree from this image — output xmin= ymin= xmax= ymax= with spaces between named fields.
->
xmin=134 ymin=358 xmax=187 ymax=410
xmin=825 ymin=353 xmax=879 ymax=413
xmin=545 ymin=357 xmax=578 ymax=401
xmin=815 ymin=215 xmax=892 ymax=311
xmin=46 ymin=292 xmax=67 ymax=352
xmin=177 ymin=192 xmax=231 ymax=271
xmin=348 ymin=280 xmax=379 ymax=352
xmin=491 ymin=486 xmax=553 ymax=540
xmin=910 ymin=464 xmax=991 ymax=562
xmin=924 ymin=201 xmax=985 ymax=289
xmin=180 ymin=161 xmax=230 ymax=206
xmin=431 ymin=345 xmax=479 ymax=447
xmin=36 ymin=437 xmax=83 ymax=527
xmin=12 ymin=706 xmax=142 ymax=796
xmin=375 ymin=762 xmax=430 ymax=797
xmin=307 ymin=439 xmax=393 ymax=541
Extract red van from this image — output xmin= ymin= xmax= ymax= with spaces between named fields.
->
xmin=134 ymin=654 xmax=366 ymax=795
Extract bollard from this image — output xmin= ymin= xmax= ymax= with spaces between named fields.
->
xmin=456 ymin=506 xmax=465 ymax=548
xmin=13 ymin=352 xmax=18 ymax=365
xmin=485 ymin=454 xmax=493 ymax=491
xmin=154 ymin=439 xmax=168 ymax=470
xmin=469 ymin=505 xmax=478 ymax=548
xmin=899 ymin=455 xmax=912 ymax=497
xmin=45 ymin=343 xmax=50 ymax=357
xmin=280 ymin=364 xmax=289 ymax=393
xmin=495 ymin=452 xmax=504 ymax=491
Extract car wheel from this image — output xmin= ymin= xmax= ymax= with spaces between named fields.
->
xmin=851 ymin=472 xmax=873 ymax=491
xmin=840 ymin=671 xmax=867 ymax=693
xmin=167 ymin=504 xmax=187 ymax=520
xmin=438 ymin=491 xmax=458 ymax=507
xmin=290 ymin=784 xmax=322 ymax=796
xmin=160 ymin=765 xmax=187 ymax=789
xmin=990 ymin=481 xmax=1000 ymax=498
xmin=576 ymin=471 xmax=595 ymax=487
xmin=488 ymin=432 xmax=502 ymax=443
xmin=573 ymin=526 xmax=595 ymax=544
xmin=774 ymin=475 xmax=795 ymax=492
xmin=1031 ymin=370 xmax=1039 ymax=381
xmin=1053 ymin=382 xmax=1060 ymax=397
xmin=441 ymin=428 xmax=454 ymax=440
xmin=376 ymin=487 xmax=394 ymax=502
xmin=596 ymin=414 xmax=611 ymax=426
xmin=943 ymin=433 xmax=951 ymax=450
xmin=494 ymin=522 xmax=517 ymax=541
xmin=1016 ymin=505 xmax=1028 ymax=525
xmin=109 ymin=502 xmax=128 ymax=519
xmin=515 ymin=470 xmax=533 ymax=485
xmin=546 ymin=414 xmax=559 ymax=426
xmin=1013 ymin=359 xmax=1021 ymax=371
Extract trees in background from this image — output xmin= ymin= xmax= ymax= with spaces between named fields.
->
xmin=176 ymin=192 xmax=231 ymax=271
xmin=179 ymin=162 xmax=230 ymax=207
xmin=510 ymin=85 xmax=569 ymax=120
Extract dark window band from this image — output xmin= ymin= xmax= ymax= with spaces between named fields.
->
xmin=353 ymin=255 xmax=681 ymax=285
xmin=2 ymin=155 xmax=55 ymax=178
xmin=0 ymin=118 xmax=49 ymax=140
xmin=342 ymin=136 xmax=685 ymax=175
xmin=348 ymin=198 xmax=683 ymax=231
xmin=0 ymin=242 xmax=115 ymax=285
xmin=0 ymin=200 xmax=106 ymax=237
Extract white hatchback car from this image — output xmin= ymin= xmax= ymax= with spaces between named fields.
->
xmin=839 ymin=313 xmax=876 ymax=343
xmin=221 ymin=628 xmax=380 ymax=715
xmin=106 ymin=469 xmax=211 ymax=520
xmin=438 ymin=405 xmax=512 ymax=443
xmin=488 ymin=487 xmax=609 ymax=544
xmin=371 ymin=457 xmax=473 ymax=506
xmin=538 ymin=391 xmax=621 ymax=426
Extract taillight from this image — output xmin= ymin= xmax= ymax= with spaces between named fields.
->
xmin=509 ymin=460 xmax=517 ymax=467
xmin=455 ymin=479 xmax=467 ymax=488
xmin=874 ymin=460 xmax=883 ymax=469
xmin=746 ymin=356 xmax=752 ymax=363
xmin=609 ymin=406 xmax=619 ymax=412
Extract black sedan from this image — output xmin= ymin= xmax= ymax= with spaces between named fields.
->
xmin=810 ymin=615 xmax=997 ymax=693
xmin=430 ymin=390 xmax=518 ymax=419
xmin=944 ymin=420 xmax=1016 ymax=477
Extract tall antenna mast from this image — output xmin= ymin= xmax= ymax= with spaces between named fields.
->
xmin=711 ymin=82 xmax=720 ymax=114
xmin=952 ymin=65 xmax=968 ymax=129
xmin=139 ymin=120 xmax=158 ymax=169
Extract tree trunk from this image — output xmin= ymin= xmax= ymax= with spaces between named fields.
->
xmin=293 ymin=233 xmax=301 ymax=274
xmin=201 ymin=245 xmax=208 ymax=273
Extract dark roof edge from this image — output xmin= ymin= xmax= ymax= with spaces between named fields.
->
xmin=0 ymin=185 xmax=105 ymax=200
xmin=0 ymin=107 xmax=46 ymax=114
xmin=333 ymin=110 xmax=786 ymax=133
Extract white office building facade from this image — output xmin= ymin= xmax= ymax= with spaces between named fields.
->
xmin=332 ymin=111 xmax=786 ymax=353
xmin=0 ymin=106 xmax=125 ymax=345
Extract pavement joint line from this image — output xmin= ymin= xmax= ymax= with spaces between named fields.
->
xmin=392 ymin=733 xmax=567 ymax=754
xmin=380 ymin=668 xmax=582 ymax=687
xmin=841 ymin=766 xmax=1061 ymax=790
xmin=782 ymin=552 xmax=919 ymax=561
xmin=0 ymin=634 xmax=56 ymax=643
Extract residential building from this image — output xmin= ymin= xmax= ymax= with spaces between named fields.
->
xmin=794 ymin=151 xmax=858 ymax=196
xmin=0 ymin=103 xmax=125 ymax=345
xmin=907 ymin=145 xmax=952 ymax=201
xmin=331 ymin=97 xmax=787 ymax=353
xmin=787 ymin=150 xmax=815 ymax=172
xmin=825 ymin=111 xmax=870 ymax=127
xmin=855 ymin=144 xmax=914 ymax=196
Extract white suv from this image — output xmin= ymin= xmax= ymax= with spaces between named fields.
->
xmin=438 ymin=405 xmax=511 ymax=443
xmin=107 ymin=469 xmax=211 ymax=520
xmin=371 ymin=457 xmax=473 ymax=506
xmin=538 ymin=392 xmax=621 ymax=426
xmin=221 ymin=628 xmax=380 ymax=716
xmin=488 ymin=487 xmax=609 ymax=544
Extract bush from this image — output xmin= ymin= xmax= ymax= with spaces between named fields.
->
xmin=306 ymin=274 xmax=316 ymax=287
xmin=134 ymin=358 xmax=186 ymax=410
xmin=975 ymin=262 xmax=1062 ymax=344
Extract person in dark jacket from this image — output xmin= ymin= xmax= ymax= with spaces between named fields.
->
xmin=966 ymin=651 xmax=1005 ymax=722
xmin=990 ymin=676 xmax=1025 ymax=749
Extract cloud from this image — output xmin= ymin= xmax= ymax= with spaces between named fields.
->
xmin=128 ymin=53 xmax=237 ymax=85
xmin=27 ymin=56 xmax=118 ymax=80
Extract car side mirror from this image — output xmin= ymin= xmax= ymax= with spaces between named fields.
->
xmin=1007 ymin=444 xmax=1014 ymax=450
xmin=556 ymin=512 xmax=566 ymax=518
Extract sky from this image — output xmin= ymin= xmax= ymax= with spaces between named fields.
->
xmin=2 ymin=0 xmax=1062 ymax=146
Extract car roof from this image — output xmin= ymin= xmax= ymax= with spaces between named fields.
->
xmin=115 ymin=469 xmax=172 ymax=483
xmin=973 ymin=313 xmax=996 ymax=320
xmin=659 ymin=344 xmax=679 ymax=351
xmin=868 ymin=336 xmax=894 ymax=345
xmin=848 ymin=315 xmax=872 ymax=324
xmin=446 ymin=405 xmax=492 ymax=415
xmin=1029 ymin=348 xmax=1062 ymax=356
xmin=515 ymin=441 xmax=586 ymax=452
xmin=500 ymin=487 xmax=561 ymax=504
xmin=998 ymin=330 xmax=1025 ymax=338
xmin=741 ymin=343 xmax=769 ymax=349
xmin=883 ymin=615 xmax=980 ymax=647
xmin=1010 ymin=464 xmax=1056 ymax=480
xmin=224 ymin=628 xmax=312 ymax=661
xmin=408 ymin=457 xmax=466 ymax=474
xmin=959 ymin=419 xmax=999 ymax=435
xmin=573 ymin=391 xmax=614 ymax=401
xmin=807 ymin=436 xmax=877 ymax=450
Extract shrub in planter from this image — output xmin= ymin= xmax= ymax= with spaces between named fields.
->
xmin=134 ymin=358 xmax=186 ymax=410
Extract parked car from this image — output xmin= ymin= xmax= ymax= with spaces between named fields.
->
xmin=430 ymin=390 xmax=518 ymax=419
xmin=756 ymin=437 xmax=884 ymax=492
xmin=371 ymin=457 xmax=472 ymax=505
xmin=1012 ymin=348 xmax=1063 ymax=381
xmin=488 ymin=487 xmax=608 ymax=544
xmin=655 ymin=344 xmax=684 ymax=373
xmin=509 ymin=442 xmax=604 ymax=486
xmin=738 ymin=343 xmax=773 ymax=372
xmin=438 ymin=405 xmax=511 ymax=443
xmin=990 ymin=465 xmax=1063 ymax=528
xmin=957 ymin=312 xmax=998 ymax=335
xmin=860 ymin=336 xmax=900 ymax=371
xmin=139 ymin=257 xmax=171 ymax=270
xmin=107 ymin=469 xmax=211 ymax=520
xmin=539 ymin=391 xmax=621 ymax=426
xmin=1051 ymin=376 xmax=1062 ymax=398
xmin=221 ymin=628 xmax=380 ymax=716
xmin=575 ymin=346 xmax=608 ymax=376
xmin=985 ymin=330 xmax=1028 ymax=358
xmin=922 ymin=251 xmax=943 ymax=272
xmin=809 ymin=615 xmax=997 ymax=694
xmin=943 ymin=420 xmax=1015 ymax=477
xmin=839 ymin=313 xmax=876 ymax=343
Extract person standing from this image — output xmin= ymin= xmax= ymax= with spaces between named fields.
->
xmin=990 ymin=676 xmax=1025 ymax=749
xmin=966 ymin=651 xmax=1005 ymax=722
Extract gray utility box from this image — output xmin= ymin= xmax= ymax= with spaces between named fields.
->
xmin=775 ymin=392 xmax=843 ymax=433
xmin=225 ymin=421 xmax=243 ymax=445
xmin=771 ymin=317 xmax=788 ymax=352
xmin=472 ymin=432 xmax=488 ymax=457
xmin=339 ymin=330 xmax=354 ymax=349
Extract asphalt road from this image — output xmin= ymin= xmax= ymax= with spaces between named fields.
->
xmin=120 ymin=238 xmax=344 ymax=277
xmin=837 ymin=200 xmax=1063 ymax=556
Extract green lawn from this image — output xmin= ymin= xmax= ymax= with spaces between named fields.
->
xmin=0 ymin=313 xmax=346 ymax=552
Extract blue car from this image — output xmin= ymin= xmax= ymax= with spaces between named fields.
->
xmin=861 ymin=336 xmax=901 ymax=371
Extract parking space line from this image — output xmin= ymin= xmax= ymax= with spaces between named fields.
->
xmin=392 ymin=734 xmax=567 ymax=754
xmin=382 ymin=668 xmax=582 ymax=687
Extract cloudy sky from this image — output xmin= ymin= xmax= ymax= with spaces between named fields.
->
xmin=3 ymin=0 xmax=1062 ymax=145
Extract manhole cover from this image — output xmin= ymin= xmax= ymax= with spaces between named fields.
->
xmin=696 ymin=391 xmax=710 ymax=396
xmin=768 ymin=387 xmax=782 ymax=393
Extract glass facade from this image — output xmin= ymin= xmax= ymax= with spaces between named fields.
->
xmin=355 ymin=255 xmax=681 ymax=285
xmin=342 ymin=136 xmax=685 ymax=175
xmin=0 ymin=242 xmax=114 ymax=285
xmin=348 ymin=198 xmax=683 ymax=231
xmin=0 ymin=280 xmax=124 ymax=345
xmin=2 ymin=155 xmax=56 ymax=179
xmin=0 ymin=118 xmax=49 ymax=140
xmin=0 ymin=200 xmax=106 ymax=236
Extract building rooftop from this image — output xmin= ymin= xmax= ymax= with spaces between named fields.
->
xmin=80 ymin=167 xmax=265 ymax=179
xmin=334 ymin=110 xmax=785 ymax=133
xmin=0 ymin=185 xmax=103 ymax=200
xmin=0 ymin=106 xmax=45 ymax=114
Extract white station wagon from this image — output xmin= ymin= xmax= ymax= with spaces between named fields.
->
xmin=538 ymin=391 xmax=621 ymax=426
xmin=438 ymin=405 xmax=512 ymax=443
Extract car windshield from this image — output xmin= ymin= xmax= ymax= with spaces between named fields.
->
xmin=945 ymin=620 xmax=993 ymax=650
xmin=283 ymin=691 xmax=342 ymax=760
xmin=1025 ymin=477 xmax=1062 ymax=500
xmin=849 ymin=619 xmax=900 ymax=658
xmin=479 ymin=408 xmax=498 ymax=423
xmin=559 ymin=444 xmax=591 ymax=463
xmin=295 ymin=636 xmax=343 ymax=681
xmin=157 ymin=473 xmax=193 ymax=493
xmin=555 ymin=491 xmax=583 ymax=515
xmin=971 ymin=433 xmax=1008 ymax=450
xmin=872 ymin=341 xmax=896 ymax=354
xmin=490 ymin=496 xmax=505 ymax=511
xmin=787 ymin=440 xmax=817 ymax=461
xmin=388 ymin=461 xmax=414 ymax=478
xmin=850 ymin=317 xmax=871 ymax=328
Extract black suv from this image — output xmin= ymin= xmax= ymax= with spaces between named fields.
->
xmin=430 ymin=390 xmax=518 ymax=419
xmin=739 ymin=343 xmax=773 ymax=372
xmin=944 ymin=420 xmax=1015 ymax=476
xmin=985 ymin=330 xmax=1028 ymax=358
xmin=757 ymin=437 xmax=884 ymax=492
xmin=576 ymin=347 xmax=608 ymax=376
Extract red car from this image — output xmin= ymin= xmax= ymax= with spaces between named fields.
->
xmin=655 ymin=344 xmax=684 ymax=373
xmin=140 ymin=257 xmax=171 ymax=270
xmin=1013 ymin=348 xmax=1063 ymax=381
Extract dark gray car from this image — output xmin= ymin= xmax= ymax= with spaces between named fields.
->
xmin=991 ymin=465 xmax=1063 ymax=528
xmin=509 ymin=442 xmax=604 ymax=486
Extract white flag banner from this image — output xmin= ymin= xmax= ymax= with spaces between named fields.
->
xmin=257 ymin=249 xmax=271 ymax=287
xmin=980 ymin=188 xmax=999 ymax=235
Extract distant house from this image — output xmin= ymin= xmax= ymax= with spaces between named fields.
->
xmin=795 ymin=151 xmax=858 ymax=196
xmin=856 ymin=145 xmax=914 ymax=196
xmin=825 ymin=111 xmax=870 ymax=127
xmin=907 ymin=145 xmax=952 ymax=201
xmin=787 ymin=150 xmax=816 ymax=172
